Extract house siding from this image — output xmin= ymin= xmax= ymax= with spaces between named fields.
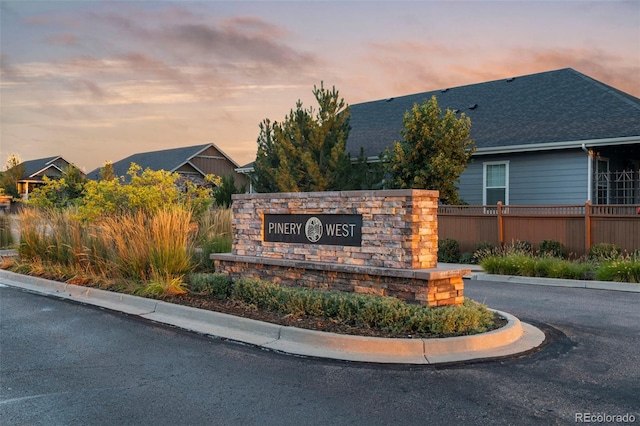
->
xmin=175 ymin=163 xmax=201 ymax=174
xmin=190 ymin=146 xmax=249 ymax=187
xmin=458 ymin=149 xmax=589 ymax=205
xmin=39 ymin=168 xmax=63 ymax=179
xmin=457 ymin=159 xmax=483 ymax=204
xmin=50 ymin=158 xmax=71 ymax=173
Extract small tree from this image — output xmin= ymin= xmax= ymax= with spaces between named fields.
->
xmin=26 ymin=165 xmax=87 ymax=209
xmin=99 ymin=161 xmax=116 ymax=181
xmin=339 ymin=148 xmax=384 ymax=191
xmin=251 ymin=119 xmax=281 ymax=193
xmin=384 ymin=95 xmax=475 ymax=204
xmin=0 ymin=154 xmax=24 ymax=199
xmin=251 ymin=83 xmax=353 ymax=192
xmin=77 ymin=163 xmax=217 ymax=221
xmin=213 ymin=174 xmax=246 ymax=208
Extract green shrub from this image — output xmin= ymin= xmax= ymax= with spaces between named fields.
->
xmin=25 ymin=166 xmax=86 ymax=209
xmin=588 ymin=243 xmax=622 ymax=261
xmin=77 ymin=163 xmax=217 ymax=221
xmin=189 ymin=273 xmax=232 ymax=298
xmin=438 ymin=238 xmax=460 ymax=263
xmin=481 ymin=253 xmax=596 ymax=280
xmin=472 ymin=241 xmax=495 ymax=263
xmin=596 ymin=259 xmax=640 ymax=283
xmin=193 ymin=237 xmax=232 ymax=272
xmin=17 ymin=164 xmax=229 ymax=296
xmin=480 ymin=254 xmax=532 ymax=276
xmin=459 ymin=252 xmax=475 ymax=264
xmin=231 ymin=278 xmax=286 ymax=312
xmin=230 ymin=278 xmax=495 ymax=336
xmin=536 ymin=257 xmax=594 ymax=279
xmin=539 ymin=239 xmax=567 ymax=259
xmin=512 ymin=239 xmax=532 ymax=254
xmin=193 ymin=209 xmax=232 ymax=271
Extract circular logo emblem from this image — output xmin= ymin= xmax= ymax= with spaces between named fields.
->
xmin=305 ymin=217 xmax=323 ymax=243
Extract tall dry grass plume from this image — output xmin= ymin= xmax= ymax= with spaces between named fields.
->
xmin=18 ymin=206 xmax=204 ymax=295
xmin=18 ymin=207 xmax=91 ymax=269
xmin=97 ymin=207 xmax=195 ymax=294
xmin=197 ymin=208 xmax=232 ymax=242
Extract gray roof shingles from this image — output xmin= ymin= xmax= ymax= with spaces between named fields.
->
xmin=19 ymin=156 xmax=62 ymax=179
xmin=87 ymin=143 xmax=211 ymax=180
xmin=346 ymin=68 xmax=640 ymax=158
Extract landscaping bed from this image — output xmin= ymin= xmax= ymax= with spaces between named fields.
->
xmin=158 ymin=293 xmax=507 ymax=339
xmin=2 ymin=259 xmax=505 ymax=339
xmin=439 ymin=238 xmax=640 ymax=283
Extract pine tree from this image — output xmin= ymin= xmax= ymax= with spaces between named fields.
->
xmin=384 ymin=95 xmax=475 ymax=204
xmin=251 ymin=119 xmax=280 ymax=193
xmin=338 ymin=148 xmax=384 ymax=190
xmin=251 ymin=83 xmax=353 ymax=192
xmin=213 ymin=174 xmax=246 ymax=208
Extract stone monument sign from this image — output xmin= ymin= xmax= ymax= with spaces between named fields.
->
xmin=211 ymin=189 xmax=469 ymax=306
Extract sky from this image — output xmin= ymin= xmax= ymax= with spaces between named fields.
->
xmin=1 ymin=0 xmax=639 ymax=174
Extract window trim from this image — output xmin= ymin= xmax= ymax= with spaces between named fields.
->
xmin=483 ymin=161 xmax=510 ymax=205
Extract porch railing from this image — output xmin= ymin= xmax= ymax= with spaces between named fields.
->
xmin=594 ymin=170 xmax=640 ymax=205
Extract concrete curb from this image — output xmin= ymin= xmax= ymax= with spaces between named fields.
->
xmin=0 ymin=269 xmax=545 ymax=364
xmin=470 ymin=272 xmax=640 ymax=292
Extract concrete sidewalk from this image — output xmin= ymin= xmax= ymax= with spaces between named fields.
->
xmin=0 ymin=269 xmax=544 ymax=365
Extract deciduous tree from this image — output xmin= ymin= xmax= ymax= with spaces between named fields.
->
xmin=26 ymin=165 xmax=87 ymax=209
xmin=384 ymin=95 xmax=475 ymax=204
xmin=77 ymin=164 xmax=216 ymax=221
xmin=0 ymin=154 xmax=24 ymax=199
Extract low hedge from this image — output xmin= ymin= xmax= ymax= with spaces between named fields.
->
xmin=189 ymin=274 xmax=496 ymax=337
xmin=481 ymin=255 xmax=594 ymax=280
xmin=596 ymin=260 xmax=640 ymax=283
xmin=481 ymin=253 xmax=640 ymax=282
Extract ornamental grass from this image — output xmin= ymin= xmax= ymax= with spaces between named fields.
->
xmin=16 ymin=206 xmax=232 ymax=295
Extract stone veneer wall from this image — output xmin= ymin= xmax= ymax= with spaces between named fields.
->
xmin=212 ymin=255 xmax=465 ymax=306
xmin=213 ymin=189 xmax=467 ymax=306
xmin=231 ymin=189 xmax=439 ymax=269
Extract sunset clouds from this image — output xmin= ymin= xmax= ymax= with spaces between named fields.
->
xmin=1 ymin=1 xmax=638 ymax=172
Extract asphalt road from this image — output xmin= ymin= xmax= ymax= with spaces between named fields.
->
xmin=1 ymin=279 xmax=639 ymax=426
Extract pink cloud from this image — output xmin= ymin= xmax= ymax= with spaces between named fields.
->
xmin=357 ymin=42 xmax=640 ymax=99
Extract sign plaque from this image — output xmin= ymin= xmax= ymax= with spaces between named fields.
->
xmin=264 ymin=214 xmax=362 ymax=246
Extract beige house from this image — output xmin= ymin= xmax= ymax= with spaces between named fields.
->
xmin=15 ymin=156 xmax=84 ymax=199
xmin=86 ymin=143 xmax=248 ymax=189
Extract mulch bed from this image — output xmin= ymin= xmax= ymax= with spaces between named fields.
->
xmin=160 ymin=293 xmax=507 ymax=339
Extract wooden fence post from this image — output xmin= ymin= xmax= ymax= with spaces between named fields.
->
xmin=585 ymin=200 xmax=591 ymax=254
xmin=497 ymin=201 xmax=504 ymax=247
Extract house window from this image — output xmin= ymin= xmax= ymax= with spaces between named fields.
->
xmin=483 ymin=161 xmax=509 ymax=205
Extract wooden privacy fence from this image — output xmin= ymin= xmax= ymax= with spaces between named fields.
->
xmin=438 ymin=202 xmax=640 ymax=257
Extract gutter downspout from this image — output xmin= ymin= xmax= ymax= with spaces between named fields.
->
xmin=582 ymin=143 xmax=592 ymax=203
